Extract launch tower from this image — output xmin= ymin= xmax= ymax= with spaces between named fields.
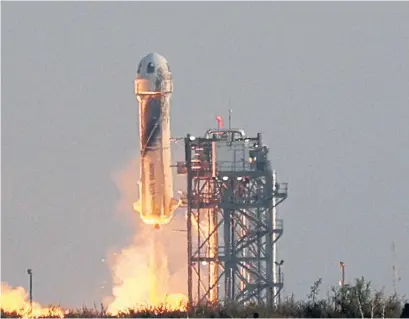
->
xmin=177 ymin=128 xmax=288 ymax=308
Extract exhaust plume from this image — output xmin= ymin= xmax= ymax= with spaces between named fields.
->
xmin=105 ymin=157 xmax=188 ymax=315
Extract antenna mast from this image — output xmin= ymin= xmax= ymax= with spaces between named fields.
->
xmin=339 ymin=261 xmax=345 ymax=287
xmin=392 ymin=241 xmax=397 ymax=294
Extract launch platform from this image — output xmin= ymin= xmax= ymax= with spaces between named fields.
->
xmin=176 ymin=127 xmax=288 ymax=308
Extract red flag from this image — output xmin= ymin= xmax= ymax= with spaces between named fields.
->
xmin=216 ymin=116 xmax=224 ymax=129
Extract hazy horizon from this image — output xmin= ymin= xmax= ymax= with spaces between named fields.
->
xmin=2 ymin=1 xmax=409 ymax=308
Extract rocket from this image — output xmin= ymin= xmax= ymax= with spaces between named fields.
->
xmin=133 ymin=52 xmax=181 ymax=229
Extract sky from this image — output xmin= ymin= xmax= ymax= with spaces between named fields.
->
xmin=2 ymin=1 xmax=409 ymax=308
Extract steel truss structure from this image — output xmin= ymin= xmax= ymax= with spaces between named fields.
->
xmin=180 ymin=129 xmax=288 ymax=308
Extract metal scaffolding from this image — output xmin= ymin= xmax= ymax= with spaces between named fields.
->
xmin=178 ymin=128 xmax=288 ymax=308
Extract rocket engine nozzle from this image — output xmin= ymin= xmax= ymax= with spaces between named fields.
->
xmin=133 ymin=197 xmax=182 ymax=227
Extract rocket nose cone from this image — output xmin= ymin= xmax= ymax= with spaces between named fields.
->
xmin=135 ymin=52 xmax=173 ymax=95
xmin=137 ymin=52 xmax=170 ymax=75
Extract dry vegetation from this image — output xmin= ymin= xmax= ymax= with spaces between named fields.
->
xmin=1 ymin=276 xmax=407 ymax=318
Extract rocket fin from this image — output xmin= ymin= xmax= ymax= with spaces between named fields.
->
xmin=133 ymin=180 xmax=142 ymax=213
xmin=133 ymin=199 xmax=141 ymax=214
xmin=169 ymin=197 xmax=182 ymax=214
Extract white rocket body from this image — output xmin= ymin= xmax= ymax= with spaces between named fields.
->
xmin=133 ymin=52 xmax=180 ymax=228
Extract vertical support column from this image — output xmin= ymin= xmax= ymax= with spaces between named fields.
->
xmin=186 ymin=136 xmax=193 ymax=307
xmin=256 ymin=205 xmax=262 ymax=305
xmin=222 ymin=181 xmax=232 ymax=304
xmin=193 ymin=176 xmax=201 ymax=304
xmin=27 ymin=269 xmax=33 ymax=315
xmin=209 ymin=141 xmax=219 ymax=303
xmin=208 ymin=190 xmax=219 ymax=301
xmin=240 ymin=214 xmax=248 ymax=292
xmin=272 ymin=170 xmax=278 ymax=307
xmin=266 ymin=182 xmax=274 ymax=307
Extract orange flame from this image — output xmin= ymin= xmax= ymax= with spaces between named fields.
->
xmin=105 ymin=158 xmax=188 ymax=315
xmin=105 ymin=229 xmax=188 ymax=315
xmin=1 ymin=152 xmax=195 ymax=317
xmin=0 ymin=282 xmax=65 ymax=318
